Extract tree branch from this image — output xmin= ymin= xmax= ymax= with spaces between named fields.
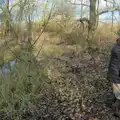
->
xmin=104 ymin=0 xmax=114 ymax=4
xmin=98 ymin=7 xmax=120 ymax=15
xmin=30 ymin=4 xmax=54 ymax=48
xmin=69 ymin=1 xmax=89 ymax=7
xmin=72 ymin=3 xmax=89 ymax=7
xmin=9 ymin=2 xmax=20 ymax=13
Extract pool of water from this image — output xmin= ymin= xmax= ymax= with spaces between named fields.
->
xmin=0 ymin=59 xmax=16 ymax=75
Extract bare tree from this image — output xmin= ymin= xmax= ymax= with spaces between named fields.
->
xmin=86 ymin=0 xmax=97 ymax=45
xmin=111 ymin=0 xmax=115 ymax=36
xmin=70 ymin=0 xmax=120 ymax=47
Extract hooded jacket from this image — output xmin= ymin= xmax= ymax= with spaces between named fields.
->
xmin=108 ymin=41 xmax=120 ymax=83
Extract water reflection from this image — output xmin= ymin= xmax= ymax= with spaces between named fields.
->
xmin=0 ymin=60 xmax=16 ymax=75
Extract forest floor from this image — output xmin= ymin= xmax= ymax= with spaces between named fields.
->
xmin=27 ymin=32 xmax=118 ymax=120
xmin=0 ymin=32 xmax=118 ymax=120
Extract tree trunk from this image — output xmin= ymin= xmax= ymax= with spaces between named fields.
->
xmin=3 ymin=0 xmax=10 ymax=37
xmin=87 ymin=0 xmax=97 ymax=47
xmin=111 ymin=0 xmax=115 ymax=37
xmin=6 ymin=0 xmax=9 ymax=32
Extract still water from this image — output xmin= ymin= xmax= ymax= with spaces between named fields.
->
xmin=0 ymin=60 xmax=16 ymax=75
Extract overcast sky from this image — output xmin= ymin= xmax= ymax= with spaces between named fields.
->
xmin=74 ymin=0 xmax=120 ymax=22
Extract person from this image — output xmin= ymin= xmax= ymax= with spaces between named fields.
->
xmin=107 ymin=30 xmax=120 ymax=116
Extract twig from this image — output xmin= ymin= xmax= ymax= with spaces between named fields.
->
xmin=30 ymin=4 xmax=55 ymax=48
xmin=4 ymin=39 xmax=26 ymax=63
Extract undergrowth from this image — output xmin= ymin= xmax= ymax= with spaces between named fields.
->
xmin=0 ymin=51 xmax=50 ymax=119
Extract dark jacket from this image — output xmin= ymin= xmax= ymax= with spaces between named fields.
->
xmin=108 ymin=41 xmax=120 ymax=83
